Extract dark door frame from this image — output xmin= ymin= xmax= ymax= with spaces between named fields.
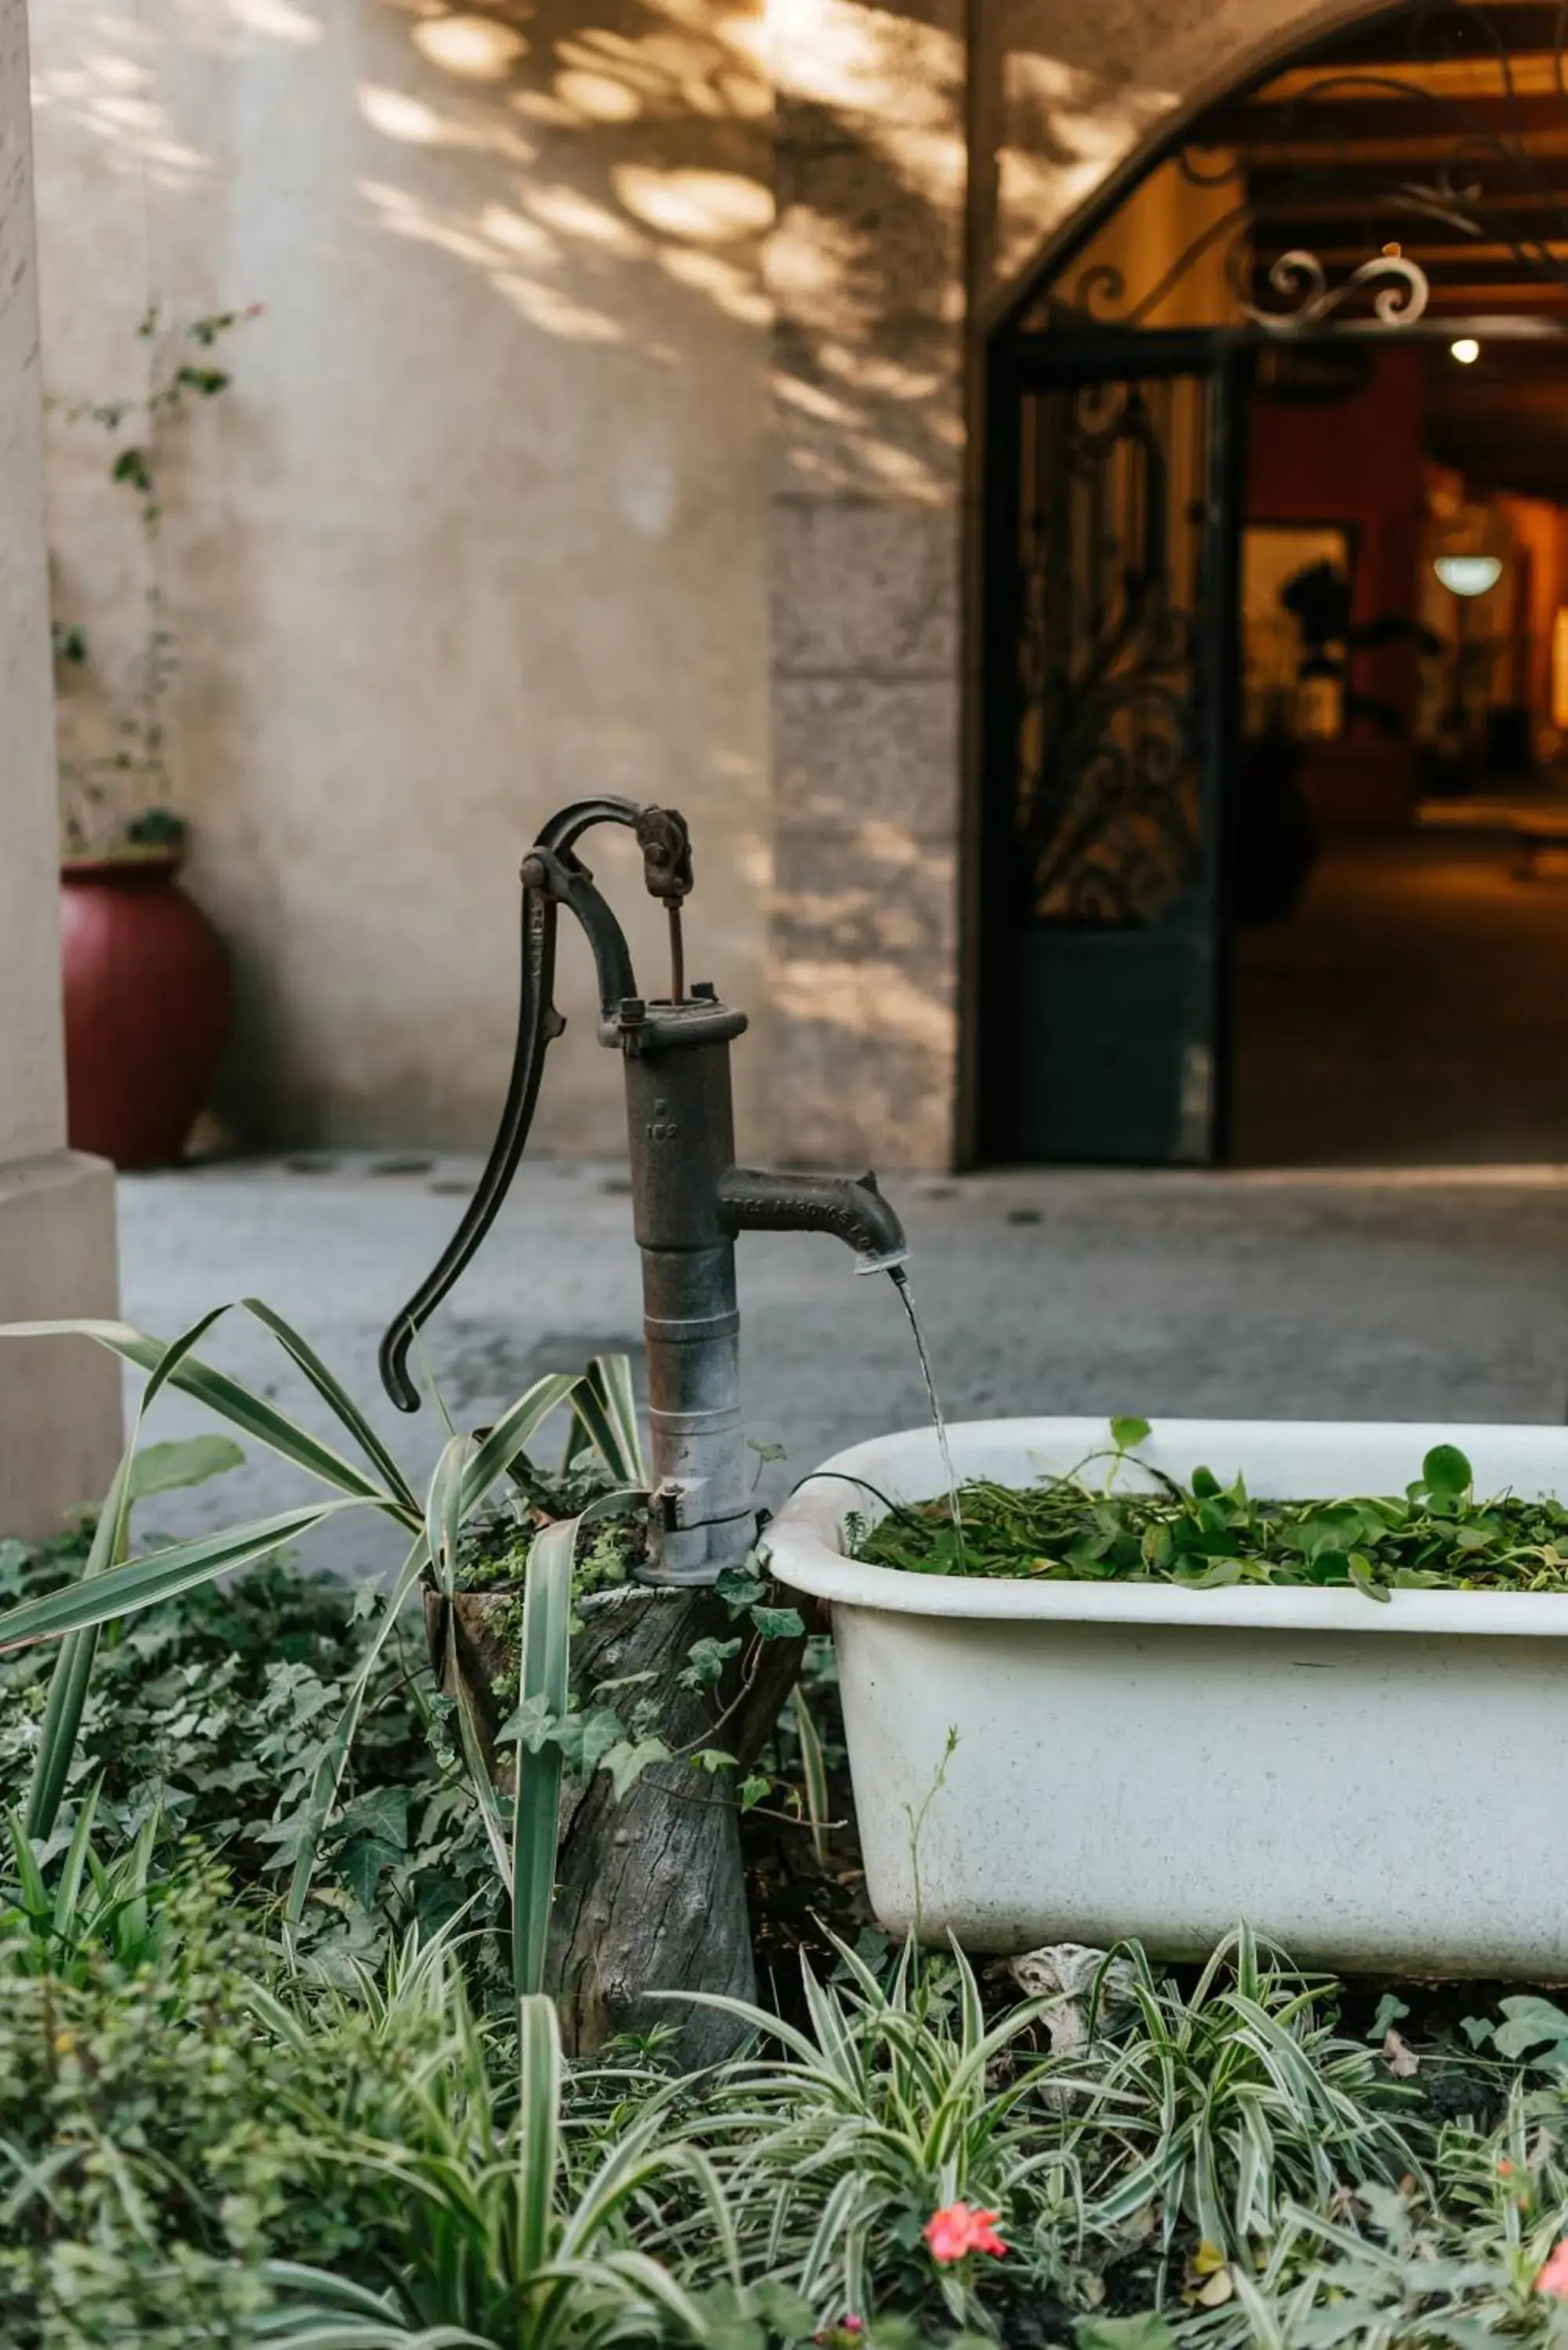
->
xmin=974 ymin=313 xmax=1568 ymax=1167
xmin=975 ymin=324 xmax=1251 ymax=1166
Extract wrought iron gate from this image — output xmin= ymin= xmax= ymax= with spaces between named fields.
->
xmin=979 ymin=334 xmax=1245 ymax=1163
xmin=976 ymin=0 xmax=1568 ymax=1166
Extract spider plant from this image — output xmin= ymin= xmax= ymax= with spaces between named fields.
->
xmin=1186 ymin=2088 xmax=1568 ymax=2348
xmin=682 ymin=1933 xmax=1093 ymax=2328
xmin=1074 ymin=1927 xmax=1418 ymax=2280
xmin=2 ymin=1785 xmax=170 ymax=1981
xmin=0 ymin=1307 xmax=647 ymax=1988
xmin=258 ymin=1964 xmax=736 ymax=2348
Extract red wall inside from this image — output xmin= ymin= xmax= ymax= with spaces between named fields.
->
xmin=1247 ymin=345 xmax=1426 ymax=822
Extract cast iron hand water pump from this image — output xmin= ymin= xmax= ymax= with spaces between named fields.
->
xmin=378 ymin=796 xmax=908 ymax=1586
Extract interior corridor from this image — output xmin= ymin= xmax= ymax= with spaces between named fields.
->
xmin=1231 ymin=826 xmax=1568 ymax=1165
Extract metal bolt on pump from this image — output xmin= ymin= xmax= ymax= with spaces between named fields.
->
xmin=378 ymin=797 xmax=909 ymax=1586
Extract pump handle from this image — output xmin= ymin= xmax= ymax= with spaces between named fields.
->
xmin=377 ymin=797 xmax=689 ymax=1411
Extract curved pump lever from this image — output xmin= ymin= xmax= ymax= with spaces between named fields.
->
xmin=378 ymin=797 xmax=692 ymax=1411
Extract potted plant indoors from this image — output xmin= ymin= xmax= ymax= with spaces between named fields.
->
xmin=765 ymin=1412 xmax=1568 ymax=1979
xmin=53 ymin=304 xmax=261 ymax=1168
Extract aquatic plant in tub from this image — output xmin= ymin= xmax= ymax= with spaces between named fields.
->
xmin=764 ymin=1417 xmax=1568 ymax=1978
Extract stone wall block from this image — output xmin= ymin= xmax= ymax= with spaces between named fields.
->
xmin=771 ymin=0 xmax=964 ymax=147
xmin=767 ymin=829 xmax=957 ymax=1166
xmin=771 ymin=317 xmax=963 ymax=502
xmin=770 ymin=141 xmax=964 ymax=335
xmin=775 ymin=675 xmax=958 ymax=837
xmin=771 ymin=498 xmax=960 ymax=676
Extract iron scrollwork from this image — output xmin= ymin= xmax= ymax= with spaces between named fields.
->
xmin=1046 ymin=0 xmax=1568 ymax=332
xmin=1015 ymin=383 xmax=1203 ymax=925
xmin=1241 ymin=247 xmax=1429 ymax=331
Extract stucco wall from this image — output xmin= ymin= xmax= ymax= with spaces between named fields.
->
xmin=767 ymin=0 xmax=967 ymax=1170
xmin=0 ymin=0 xmax=120 ymax=1534
xmin=31 ymin=0 xmax=775 ymax=1157
xmin=26 ymin=0 xmax=1386 ymax=1173
xmin=1 ymin=0 xmax=68 ymax=1163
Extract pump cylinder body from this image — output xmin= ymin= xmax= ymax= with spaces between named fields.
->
xmin=622 ymin=1002 xmax=755 ymax=1584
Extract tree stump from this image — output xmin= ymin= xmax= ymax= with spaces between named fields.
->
xmin=424 ymin=1581 xmax=803 ymax=2069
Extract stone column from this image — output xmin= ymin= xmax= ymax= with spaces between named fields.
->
xmin=766 ymin=0 xmax=968 ymax=1170
xmin=0 ymin=0 xmax=121 ymax=1536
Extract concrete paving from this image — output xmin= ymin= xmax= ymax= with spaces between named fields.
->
xmin=103 ymin=1153 xmax=1568 ymax=1578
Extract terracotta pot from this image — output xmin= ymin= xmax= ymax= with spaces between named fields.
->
xmin=60 ymin=851 xmax=232 ymax=1170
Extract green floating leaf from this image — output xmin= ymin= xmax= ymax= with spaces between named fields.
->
xmin=1422 ymin=1443 xmax=1473 ymax=1501
xmin=1110 ymin=1415 xmax=1152 ymax=1451
xmin=1348 ymin=1552 xmax=1391 ymax=1604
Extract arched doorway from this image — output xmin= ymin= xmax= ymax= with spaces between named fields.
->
xmin=978 ymin=0 xmax=1568 ymax=1165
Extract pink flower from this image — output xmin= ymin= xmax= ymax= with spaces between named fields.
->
xmin=923 ymin=2202 xmax=1007 ymax=2263
xmin=813 ymin=2321 xmax=864 ymax=2348
xmin=1536 ymin=2240 xmax=1568 ymax=2296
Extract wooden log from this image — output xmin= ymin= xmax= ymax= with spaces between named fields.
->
xmin=424 ymin=1580 xmax=803 ymax=2068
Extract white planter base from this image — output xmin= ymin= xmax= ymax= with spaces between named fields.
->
xmin=766 ymin=1419 xmax=1568 ymax=1977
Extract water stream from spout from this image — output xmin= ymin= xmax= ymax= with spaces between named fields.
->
xmin=888 ymin=1265 xmax=966 ymax=1567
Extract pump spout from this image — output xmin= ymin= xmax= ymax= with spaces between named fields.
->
xmin=717 ymin=1166 xmax=908 ymax=1274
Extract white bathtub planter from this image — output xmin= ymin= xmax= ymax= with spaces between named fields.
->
xmin=765 ymin=1417 xmax=1568 ymax=1979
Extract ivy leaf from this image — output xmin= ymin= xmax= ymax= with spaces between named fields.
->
xmin=335 ymin=1784 xmax=408 ymax=1852
xmin=1110 ymin=1415 xmax=1151 ymax=1451
xmin=600 ymin=1737 xmax=672 ymax=1801
xmin=677 ymin=1635 xmax=742 ymax=1693
xmin=1075 ymin=2318 xmax=1180 ymax=2350
xmin=553 ymin=1706 xmax=625 ymax=1775
xmin=691 ymin=1748 xmax=737 ymax=1774
xmin=715 ymin=1564 xmax=768 ymax=1611
xmin=495 ymin=1691 xmax=558 ymax=1753
xmin=747 ymin=1438 xmax=788 ymax=1465
xmin=751 ymin=2283 xmax=815 ymax=2341
xmin=1368 ymin=1991 xmax=1410 ymax=2041
xmin=1494 ymin=1995 xmax=1568 ymax=2067
xmin=341 ymin=1833 xmax=401 ymax=1912
xmin=750 ymin=1605 xmax=804 ymax=1641
xmin=739 ymin=1773 xmax=771 ymax=1811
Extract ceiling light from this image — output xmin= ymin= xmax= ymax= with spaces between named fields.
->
xmin=1434 ymin=553 xmax=1502 ymax=596
xmin=1450 ymin=337 xmax=1481 ymax=364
